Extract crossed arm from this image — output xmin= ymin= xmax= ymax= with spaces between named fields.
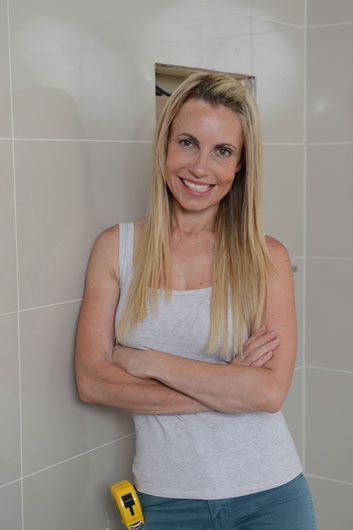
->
xmin=75 ymin=228 xmax=297 ymax=415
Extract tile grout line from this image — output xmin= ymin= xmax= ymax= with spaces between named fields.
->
xmin=307 ymin=365 xmax=353 ymax=375
xmin=308 ymin=141 xmax=353 ymax=145
xmin=263 ymin=142 xmax=304 ymax=145
xmin=18 ymin=298 xmax=83 ymax=313
xmin=305 ymin=473 xmax=353 ymax=487
xmin=201 ymin=0 xmax=205 ymax=68
xmin=0 ymin=433 xmax=135 ymax=490
xmin=250 ymin=5 xmax=254 ymax=78
xmin=14 ymin=138 xmax=153 ymax=143
xmin=307 ymin=255 xmax=353 ymax=260
xmin=0 ymin=299 xmax=82 ymax=318
xmin=205 ymin=4 xmax=304 ymax=29
xmin=303 ymin=0 xmax=308 ymax=474
xmin=22 ymin=432 xmax=135 ymax=481
xmin=6 ymin=1 xmax=24 ymax=529
xmin=308 ymin=21 xmax=353 ymax=29
xmin=2 ymin=139 xmax=353 ymax=145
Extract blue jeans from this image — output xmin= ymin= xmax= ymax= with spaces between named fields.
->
xmin=136 ymin=472 xmax=316 ymax=529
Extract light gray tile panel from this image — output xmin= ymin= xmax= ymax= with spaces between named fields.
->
xmin=204 ymin=0 xmax=251 ymax=16
xmin=0 ymin=482 xmax=22 ymax=530
xmin=306 ymin=259 xmax=353 ymax=371
xmin=251 ymin=0 xmax=305 ymax=26
xmin=21 ymin=301 xmax=134 ymax=475
xmin=204 ymin=7 xmax=252 ymax=74
xmin=205 ymin=0 xmax=305 ymax=25
xmin=308 ymin=0 xmax=353 ymax=25
xmin=281 ymin=367 xmax=303 ymax=460
xmin=10 ymin=0 xmax=202 ymax=141
xmin=253 ymin=19 xmax=305 ymax=142
xmin=308 ymin=25 xmax=353 ymax=142
xmin=262 ymin=145 xmax=304 ymax=258
xmin=15 ymin=139 xmax=151 ymax=309
xmin=292 ymin=258 xmax=303 ymax=368
xmin=306 ymin=475 xmax=353 ymax=530
xmin=0 ymin=316 xmax=21 ymax=486
xmin=306 ymin=368 xmax=353 ymax=483
xmin=23 ymin=435 xmax=134 ymax=530
xmin=0 ymin=0 xmax=11 ymax=138
xmin=0 ymin=140 xmax=17 ymax=313
xmin=263 ymin=257 xmax=303 ymax=370
xmin=307 ymin=144 xmax=353 ymax=258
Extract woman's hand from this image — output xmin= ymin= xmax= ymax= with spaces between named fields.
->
xmin=112 ymin=343 xmax=151 ymax=378
xmin=231 ymin=325 xmax=280 ymax=367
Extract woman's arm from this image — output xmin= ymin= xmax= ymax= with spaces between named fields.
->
xmin=114 ymin=237 xmax=297 ymax=414
xmin=75 ymin=226 xmax=211 ymax=414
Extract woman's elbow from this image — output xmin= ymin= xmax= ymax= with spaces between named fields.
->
xmin=267 ymin=386 xmax=286 ymax=413
xmin=75 ymin=368 xmax=95 ymax=404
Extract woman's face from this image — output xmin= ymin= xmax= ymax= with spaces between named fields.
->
xmin=165 ymin=97 xmax=243 ymax=213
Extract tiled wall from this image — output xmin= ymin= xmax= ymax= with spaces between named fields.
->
xmin=0 ymin=1 xmax=307 ymax=529
xmin=306 ymin=1 xmax=353 ymax=528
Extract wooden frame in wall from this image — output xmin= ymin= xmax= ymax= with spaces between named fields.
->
xmin=155 ymin=62 xmax=256 ymax=123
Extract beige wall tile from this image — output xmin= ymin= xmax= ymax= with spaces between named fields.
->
xmin=205 ymin=0 xmax=305 ymax=25
xmin=306 ymin=259 xmax=353 ymax=371
xmin=21 ymin=301 xmax=133 ymax=475
xmin=293 ymin=258 xmax=304 ymax=367
xmin=0 ymin=0 xmax=11 ymax=138
xmin=23 ymin=435 xmax=134 ymax=530
xmin=308 ymin=25 xmax=353 ymax=142
xmin=10 ymin=0 xmax=202 ymax=141
xmin=15 ymin=139 xmax=151 ymax=309
xmin=282 ymin=367 xmax=303 ymax=460
xmin=252 ymin=0 xmax=305 ymax=26
xmin=253 ymin=19 xmax=305 ymax=142
xmin=307 ymin=144 xmax=353 ymax=258
xmin=0 ymin=314 xmax=21 ymax=486
xmin=307 ymin=476 xmax=353 ymax=530
xmin=0 ymin=140 xmax=17 ymax=314
xmin=0 ymin=482 xmax=21 ymax=530
xmin=306 ymin=368 xmax=353 ymax=483
xmin=204 ymin=0 xmax=251 ymax=17
xmin=262 ymin=145 xmax=304 ymax=257
xmin=308 ymin=0 xmax=353 ymax=26
xmin=204 ymin=7 xmax=252 ymax=74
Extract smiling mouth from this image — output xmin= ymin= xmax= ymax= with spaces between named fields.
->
xmin=177 ymin=176 xmax=215 ymax=195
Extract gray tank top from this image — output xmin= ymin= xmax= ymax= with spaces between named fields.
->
xmin=115 ymin=222 xmax=303 ymax=499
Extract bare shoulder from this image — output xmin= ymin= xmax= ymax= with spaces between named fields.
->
xmin=264 ymin=234 xmax=293 ymax=281
xmin=90 ymin=224 xmax=120 ymax=283
xmin=92 ymin=218 xmax=147 ymax=281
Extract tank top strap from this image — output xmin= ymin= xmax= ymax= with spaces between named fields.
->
xmin=118 ymin=221 xmax=134 ymax=287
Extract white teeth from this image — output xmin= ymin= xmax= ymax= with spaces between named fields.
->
xmin=182 ymin=179 xmax=211 ymax=192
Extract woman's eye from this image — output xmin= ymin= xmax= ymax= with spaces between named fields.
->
xmin=216 ymin=147 xmax=232 ymax=157
xmin=179 ymin=139 xmax=193 ymax=148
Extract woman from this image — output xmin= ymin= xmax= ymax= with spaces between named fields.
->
xmin=75 ymin=72 xmax=316 ymax=529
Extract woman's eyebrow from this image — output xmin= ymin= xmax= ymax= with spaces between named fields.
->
xmin=215 ymin=143 xmax=239 ymax=153
xmin=178 ymin=132 xmax=199 ymax=143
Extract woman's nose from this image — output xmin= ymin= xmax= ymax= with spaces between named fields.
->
xmin=189 ymin=151 xmax=209 ymax=178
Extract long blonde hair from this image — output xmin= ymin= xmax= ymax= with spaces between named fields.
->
xmin=115 ymin=71 xmax=274 ymax=359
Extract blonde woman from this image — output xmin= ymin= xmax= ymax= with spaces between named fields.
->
xmin=75 ymin=72 xmax=316 ymax=529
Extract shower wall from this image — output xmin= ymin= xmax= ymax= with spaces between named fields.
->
xmin=306 ymin=1 xmax=353 ymax=528
xmin=0 ymin=1 xmax=307 ymax=529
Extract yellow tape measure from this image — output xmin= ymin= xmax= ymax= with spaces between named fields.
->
xmin=110 ymin=480 xmax=144 ymax=530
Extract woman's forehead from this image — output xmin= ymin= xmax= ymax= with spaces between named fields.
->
xmin=170 ymin=98 xmax=243 ymax=140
